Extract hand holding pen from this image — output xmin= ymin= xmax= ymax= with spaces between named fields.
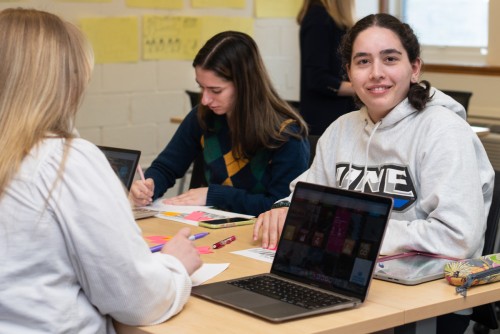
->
xmin=129 ymin=165 xmax=154 ymax=207
xmin=157 ymin=227 xmax=202 ymax=275
xmin=150 ymin=232 xmax=209 ymax=252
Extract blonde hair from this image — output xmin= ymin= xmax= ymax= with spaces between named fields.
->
xmin=0 ymin=8 xmax=94 ymax=199
xmin=297 ymin=0 xmax=355 ymax=29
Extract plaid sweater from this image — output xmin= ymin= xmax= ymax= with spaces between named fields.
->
xmin=145 ymin=107 xmax=309 ymax=216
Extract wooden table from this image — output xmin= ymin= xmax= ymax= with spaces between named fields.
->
xmin=170 ymin=116 xmax=184 ymax=124
xmin=115 ymin=218 xmax=500 ymax=334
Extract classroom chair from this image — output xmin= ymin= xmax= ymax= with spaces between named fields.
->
xmin=186 ymin=90 xmax=200 ymax=109
xmin=441 ymin=89 xmax=473 ymax=114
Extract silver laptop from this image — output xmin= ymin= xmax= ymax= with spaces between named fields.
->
xmin=191 ymin=181 xmax=393 ymax=322
xmin=98 ymin=145 xmax=158 ymax=220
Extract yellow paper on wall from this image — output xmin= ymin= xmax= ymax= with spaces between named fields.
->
xmin=143 ymin=15 xmax=202 ymax=60
xmin=255 ymin=0 xmax=301 ymax=18
xmin=142 ymin=15 xmax=253 ymax=61
xmin=57 ymin=0 xmax=111 ymax=2
xmin=80 ymin=17 xmax=139 ymax=64
xmin=200 ymin=16 xmax=254 ymax=46
xmin=126 ymin=0 xmax=182 ymax=9
xmin=191 ymin=0 xmax=245 ymax=8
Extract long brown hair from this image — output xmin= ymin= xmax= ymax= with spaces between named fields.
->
xmin=193 ymin=31 xmax=308 ymax=159
xmin=297 ymin=0 xmax=355 ymax=29
xmin=0 ymin=8 xmax=94 ymax=199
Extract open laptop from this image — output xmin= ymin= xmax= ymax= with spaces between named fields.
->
xmin=97 ymin=145 xmax=158 ymax=220
xmin=191 ymin=181 xmax=393 ymax=322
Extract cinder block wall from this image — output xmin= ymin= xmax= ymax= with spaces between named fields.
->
xmin=3 ymin=1 xmax=499 ymax=196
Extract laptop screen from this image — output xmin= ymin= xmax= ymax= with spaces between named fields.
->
xmin=271 ymin=182 xmax=392 ymax=301
xmin=98 ymin=146 xmax=141 ymax=190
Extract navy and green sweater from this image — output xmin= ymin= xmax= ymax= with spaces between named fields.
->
xmin=145 ymin=107 xmax=310 ymax=216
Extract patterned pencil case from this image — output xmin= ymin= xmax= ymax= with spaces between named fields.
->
xmin=444 ymin=253 xmax=500 ymax=297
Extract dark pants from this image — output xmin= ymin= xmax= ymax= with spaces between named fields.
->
xmin=436 ymin=313 xmax=471 ymax=334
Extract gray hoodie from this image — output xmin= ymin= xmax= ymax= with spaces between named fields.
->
xmin=288 ymin=87 xmax=494 ymax=259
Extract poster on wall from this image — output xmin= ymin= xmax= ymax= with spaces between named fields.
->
xmin=254 ymin=0 xmax=301 ymax=18
xmin=191 ymin=0 xmax=245 ymax=9
xmin=80 ymin=16 xmax=139 ymax=64
xmin=57 ymin=0 xmax=112 ymax=2
xmin=143 ymin=15 xmax=202 ymax=60
xmin=199 ymin=16 xmax=253 ymax=45
xmin=126 ymin=0 xmax=183 ymax=9
xmin=142 ymin=15 xmax=253 ymax=61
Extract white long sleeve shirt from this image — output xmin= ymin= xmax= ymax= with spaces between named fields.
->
xmin=0 ymin=138 xmax=192 ymax=333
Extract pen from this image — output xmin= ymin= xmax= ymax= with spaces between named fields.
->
xmin=212 ymin=235 xmax=236 ymax=249
xmin=137 ymin=165 xmax=146 ymax=183
xmin=189 ymin=232 xmax=210 ymax=241
xmin=150 ymin=232 xmax=209 ymax=253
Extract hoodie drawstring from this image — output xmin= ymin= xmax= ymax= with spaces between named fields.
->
xmin=360 ymin=120 xmax=382 ymax=192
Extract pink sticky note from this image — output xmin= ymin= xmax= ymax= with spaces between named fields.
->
xmin=196 ymin=246 xmax=213 ymax=254
xmin=184 ymin=211 xmax=209 ymax=221
xmin=146 ymin=235 xmax=172 ymax=244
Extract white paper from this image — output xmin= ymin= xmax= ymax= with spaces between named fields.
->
xmin=190 ymin=263 xmax=230 ymax=286
xmin=149 ymin=199 xmax=253 ymax=226
xmin=231 ymin=248 xmax=276 ymax=263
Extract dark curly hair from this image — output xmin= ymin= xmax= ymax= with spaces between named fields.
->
xmin=340 ymin=13 xmax=431 ymax=111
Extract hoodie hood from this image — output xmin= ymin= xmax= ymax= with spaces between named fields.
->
xmin=352 ymin=87 xmax=468 ymax=191
xmin=361 ymin=87 xmax=467 ymax=130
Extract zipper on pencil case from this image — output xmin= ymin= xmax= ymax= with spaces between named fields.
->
xmin=456 ymin=266 xmax=500 ymax=297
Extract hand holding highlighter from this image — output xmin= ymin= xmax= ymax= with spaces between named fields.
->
xmin=198 ymin=217 xmax=255 ymax=229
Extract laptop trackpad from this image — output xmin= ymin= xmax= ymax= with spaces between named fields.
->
xmin=217 ymin=290 xmax=305 ymax=318
xmin=218 ymin=290 xmax=278 ymax=308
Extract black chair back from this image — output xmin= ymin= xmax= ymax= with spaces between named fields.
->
xmin=441 ymin=89 xmax=473 ymax=114
xmin=186 ymin=90 xmax=200 ymax=108
xmin=471 ymin=170 xmax=500 ymax=331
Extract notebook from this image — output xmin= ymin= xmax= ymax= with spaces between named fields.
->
xmin=191 ymin=181 xmax=393 ymax=322
xmin=97 ymin=145 xmax=158 ymax=220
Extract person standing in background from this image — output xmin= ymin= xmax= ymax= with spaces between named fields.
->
xmin=298 ymin=0 xmax=356 ymax=136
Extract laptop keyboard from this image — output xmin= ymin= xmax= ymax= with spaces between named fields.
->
xmin=228 ymin=276 xmax=350 ymax=309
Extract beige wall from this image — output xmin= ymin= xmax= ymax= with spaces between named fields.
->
xmin=0 ymin=1 xmax=302 ymax=170
xmin=421 ymin=72 xmax=500 ymax=122
xmin=425 ymin=0 xmax=500 ymax=124
xmin=488 ymin=0 xmax=500 ymax=66
xmin=1 ymin=0 xmax=499 ymax=177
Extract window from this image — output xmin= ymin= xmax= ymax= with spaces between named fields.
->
xmin=388 ymin=0 xmax=489 ymax=65
xmin=402 ymin=0 xmax=488 ymax=48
